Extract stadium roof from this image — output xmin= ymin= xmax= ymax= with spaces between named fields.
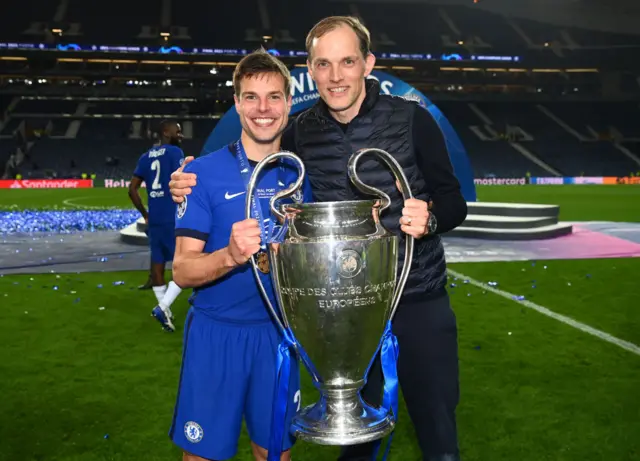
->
xmin=330 ymin=0 xmax=640 ymax=35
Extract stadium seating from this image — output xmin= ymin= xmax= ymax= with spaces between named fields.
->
xmin=13 ymin=99 xmax=80 ymax=114
xmin=175 ymin=0 xmax=262 ymax=49
xmin=1 ymin=0 xmax=639 ymax=56
xmin=436 ymin=100 xmax=640 ymax=178
xmin=0 ymin=0 xmax=58 ymax=42
xmin=64 ymin=0 xmax=158 ymax=44
xmin=0 ymin=117 xmax=23 ymax=137
xmin=356 ymin=3 xmax=452 ymax=52
xmin=3 ymin=95 xmax=640 ymax=180
xmin=1 ymin=1 xmax=639 ymax=181
xmin=444 ymin=6 xmax=524 ymax=52
xmin=269 ymin=0 xmax=353 ymax=49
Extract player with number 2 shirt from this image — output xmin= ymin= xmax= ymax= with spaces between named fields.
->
xmin=129 ymin=120 xmax=185 ymax=332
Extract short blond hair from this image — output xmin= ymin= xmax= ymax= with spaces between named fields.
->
xmin=233 ymin=48 xmax=292 ymax=98
xmin=305 ymin=16 xmax=371 ymax=60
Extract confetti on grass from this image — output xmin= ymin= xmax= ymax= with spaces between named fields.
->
xmin=0 ymin=210 xmax=139 ymax=234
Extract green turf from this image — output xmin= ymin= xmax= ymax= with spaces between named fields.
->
xmin=0 ymin=264 xmax=638 ymax=461
xmin=2 ymin=185 xmax=640 ymax=223
xmin=449 ymin=258 xmax=640 ymax=346
xmin=0 ymin=188 xmax=145 ymax=211
xmin=1 ymin=185 xmax=639 ymax=460
xmin=476 ymin=184 xmax=640 ymax=222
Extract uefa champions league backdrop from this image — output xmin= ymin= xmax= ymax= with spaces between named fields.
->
xmin=202 ymin=68 xmax=477 ymax=202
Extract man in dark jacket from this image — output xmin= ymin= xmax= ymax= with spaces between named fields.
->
xmin=169 ymin=16 xmax=467 ymax=461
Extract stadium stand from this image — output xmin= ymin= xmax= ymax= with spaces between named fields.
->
xmin=1 ymin=0 xmax=640 ymax=181
xmin=64 ymin=0 xmax=158 ymax=44
xmin=3 ymin=95 xmax=639 ymax=180
xmin=1 ymin=0 xmax=639 ymax=52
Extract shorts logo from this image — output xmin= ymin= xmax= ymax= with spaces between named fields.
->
xmin=184 ymin=421 xmax=203 ymax=443
xmin=177 ymin=196 xmax=187 ymax=219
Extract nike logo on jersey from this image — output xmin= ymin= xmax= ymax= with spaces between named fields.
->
xmin=225 ymin=191 xmax=246 ymax=200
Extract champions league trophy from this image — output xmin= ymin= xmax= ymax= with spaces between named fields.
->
xmin=246 ymin=149 xmax=414 ymax=448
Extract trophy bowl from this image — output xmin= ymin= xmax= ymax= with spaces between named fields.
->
xmin=270 ymin=198 xmax=398 ymax=445
xmin=246 ymin=148 xmax=414 ymax=447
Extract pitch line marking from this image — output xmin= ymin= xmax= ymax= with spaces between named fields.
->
xmin=447 ymin=269 xmax=640 ymax=357
xmin=62 ymin=197 xmax=107 ymax=209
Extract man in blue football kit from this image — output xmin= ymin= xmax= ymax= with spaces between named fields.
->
xmin=129 ymin=120 xmax=185 ymax=332
xmin=170 ymin=50 xmax=313 ymax=461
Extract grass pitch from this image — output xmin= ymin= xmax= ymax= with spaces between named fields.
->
xmin=0 ymin=185 xmax=638 ymax=460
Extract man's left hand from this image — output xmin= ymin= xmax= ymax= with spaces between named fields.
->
xmin=400 ymin=198 xmax=430 ymax=239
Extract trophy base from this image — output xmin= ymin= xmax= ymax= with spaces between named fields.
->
xmin=290 ymin=390 xmax=395 ymax=446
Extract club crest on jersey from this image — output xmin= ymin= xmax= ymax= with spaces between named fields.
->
xmin=184 ymin=421 xmax=204 ymax=443
xmin=177 ymin=196 xmax=187 ymax=219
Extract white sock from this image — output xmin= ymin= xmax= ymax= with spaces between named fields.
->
xmin=159 ymin=281 xmax=182 ymax=313
xmin=153 ymin=285 xmax=167 ymax=304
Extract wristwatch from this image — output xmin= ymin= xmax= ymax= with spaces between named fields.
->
xmin=427 ymin=213 xmax=438 ymax=235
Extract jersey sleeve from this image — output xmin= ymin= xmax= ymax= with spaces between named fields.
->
xmin=174 ymin=162 xmax=212 ymax=241
xmin=171 ymin=146 xmax=185 ymax=171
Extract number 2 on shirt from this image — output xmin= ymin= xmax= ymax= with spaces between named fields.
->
xmin=151 ymin=159 xmax=162 ymax=190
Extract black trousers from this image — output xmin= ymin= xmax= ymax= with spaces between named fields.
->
xmin=338 ymin=292 xmax=460 ymax=461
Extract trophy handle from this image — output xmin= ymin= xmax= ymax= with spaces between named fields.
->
xmin=268 ymin=151 xmax=306 ymax=222
xmin=347 ymin=148 xmax=414 ymax=322
xmin=245 ymin=151 xmax=306 ymax=335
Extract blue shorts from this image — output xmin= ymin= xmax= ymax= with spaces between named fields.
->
xmin=169 ymin=308 xmax=300 ymax=460
xmin=147 ymin=223 xmax=175 ymax=264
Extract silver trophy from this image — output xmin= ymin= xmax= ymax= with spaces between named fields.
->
xmin=246 ymin=148 xmax=414 ymax=446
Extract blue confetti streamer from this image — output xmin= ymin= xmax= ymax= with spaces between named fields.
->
xmin=0 ymin=210 xmax=139 ymax=235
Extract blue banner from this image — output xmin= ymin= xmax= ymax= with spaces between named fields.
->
xmin=202 ymin=68 xmax=477 ymax=202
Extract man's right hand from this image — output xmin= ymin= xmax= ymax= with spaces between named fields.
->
xmin=227 ymin=219 xmax=262 ymax=266
xmin=169 ymin=156 xmax=197 ymax=204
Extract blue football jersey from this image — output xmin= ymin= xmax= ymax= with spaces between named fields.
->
xmin=174 ymin=144 xmax=314 ymax=323
xmin=134 ymin=144 xmax=184 ymax=225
